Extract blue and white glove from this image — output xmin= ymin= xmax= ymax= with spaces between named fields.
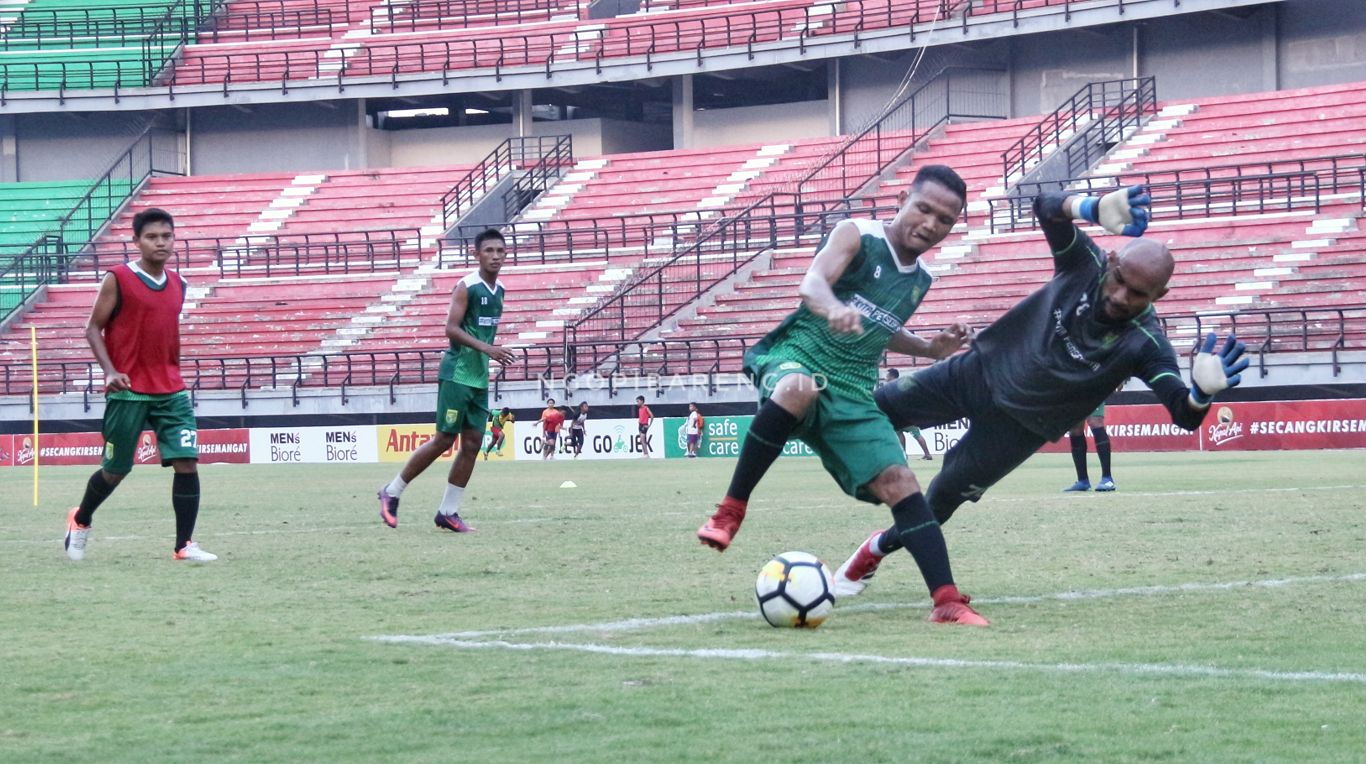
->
xmin=1189 ymin=332 xmax=1249 ymax=407
xmin=1076 ymin=185 xmax=1151 ymax=236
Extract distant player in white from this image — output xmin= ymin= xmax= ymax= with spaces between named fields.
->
xmin=685 ymin=403 xmax=703 ymax=458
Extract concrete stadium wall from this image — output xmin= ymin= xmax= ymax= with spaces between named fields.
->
xmin=10 ymin=112 xmax=164 ymax=182
xmin=382 ymin=118 xmax=671 ymax=166
xmin=691 ymin=100 xmax=830 ymax=147
xmin=1276 ymin=0 xmax=1366 ymax=88
xmin=188 ymin=102 xmax=365 ymax=175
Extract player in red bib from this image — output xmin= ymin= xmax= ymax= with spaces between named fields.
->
xmin=63 ymin=208 xmax=216 ymax=562
xmin=635 ymin=395 xmax=654 ymax=458
xmin=537 ymin=398 xmax=565 ymax=460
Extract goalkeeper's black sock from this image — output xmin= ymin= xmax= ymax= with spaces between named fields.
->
xmin=1091 ymin=425 xmax=1112 ymax=478
xmin=724 ymin=401 xmax=800 ymax=502
xmin=75 ymin=470 xmax=117 ymax=526
xmin=889 ymin=493 xmax=954 ymax=594
xmin=172 ymin=472 xmax=201 ymax=552
xmin=1069 ymin=431 xmax=1089 ymax=483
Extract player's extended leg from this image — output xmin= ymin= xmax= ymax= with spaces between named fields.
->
xmin=1064 ymin=422 xmax=1091 ymax=491
xmin=1091 ymin=418 xmax=1115 ymax=491
xmin=434 ymin=426 xmax=482 ymax=533
xmin=697 ymin=372 xmax=819 ymax=551
xmin=865 ymin=466 xmax=987 ymax=626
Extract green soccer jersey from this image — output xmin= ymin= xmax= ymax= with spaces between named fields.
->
xmin=438 ymin=271 xmax=504 ymax=389
xmin=747 ymin=218 xmax=934 ymax=399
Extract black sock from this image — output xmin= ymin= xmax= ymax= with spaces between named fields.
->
xmin=724 ymin=401 xmax=800 ymax=502
xmin=75 ymin=470 xmax=117 ymax=526
xmin=1069 ymin=432 xmax=1089 ymax=482
xmin=172 ymin=472 xmax=200 ymax=551
xmin=1091 ymin=426 xmax=1112 ymax=478
xmin=889 ymin=493 xmax=954 ymax=594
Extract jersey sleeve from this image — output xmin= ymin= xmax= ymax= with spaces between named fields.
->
xmin=1136 ymin=332 xmax=1209 ymax=432
xmin=1034 ymin=192 xmax=1100 ymax=274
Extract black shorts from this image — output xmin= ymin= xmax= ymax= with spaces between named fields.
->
xmin=570 ymin=429 xmax=585 ymax=447
xmin=638 ymin=424 xmax=649 ymax=434
xmin=875 ymin=351 xmax=1046 ymax=522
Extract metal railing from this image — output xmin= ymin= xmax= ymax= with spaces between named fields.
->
xmin=502 ymin=134 xmax=573 ymax=221
xmin=440 ymin=135 xmax=573 ymax=230
xmin=0 ymin=0 xmax=1180 ymax=96
xmin=987 ymin=157 xmax=1366 ymax=232
xmin=371 ymin=0 xmax=568 ymax=33
xmin=793 ymin=66 xmax=1005 ymax=202
xmin=71 ymin=228 xmax=428 ymax=279
xmin=4 ymin=305 xmax=1361 ymax=403
xmin=0 ymin=235 xmax=66 ymax=319
xmin=199 ymin=6 xmax=340 ymax=42
xmin=0 ymin=3 xmax=197 ymax=50
xmin=1000 ymin=76 xmax=1154 ymax=184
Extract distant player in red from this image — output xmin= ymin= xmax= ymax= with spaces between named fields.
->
xmin=635 ymin=395 xmax=654 ymax=458
xmin=538 ymin=398 xmax=565 ymax=460
xmin=63 ymin=208 xmax=216 ymax=562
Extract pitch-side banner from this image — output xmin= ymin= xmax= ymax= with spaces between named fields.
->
xmin=1037 ymin=399 xmax=1366 ymax=452
xmin=249 ymin=426 xmax=375 ymax=464
xmin=0 ymin=429 xmax=251 ymax=467
xmin=514 ymin=418 xmax=663 ymax=460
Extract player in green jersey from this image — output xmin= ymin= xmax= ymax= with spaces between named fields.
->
xmin=696 ymin=165 xmax=989 ymax=626
xmin=378 ymin=229 xmax=516 ymax=533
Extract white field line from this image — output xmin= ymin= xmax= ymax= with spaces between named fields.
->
xmin=366 ymin=636 xmax=1366 ymax=685
xmin=376 ymin=572 xmax=1366 ymax=641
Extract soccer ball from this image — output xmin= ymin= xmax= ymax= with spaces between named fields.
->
xmin=755 ymin=551 xmax=835 ymax=628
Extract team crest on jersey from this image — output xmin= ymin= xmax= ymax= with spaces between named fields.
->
xmin=104 ymin=442 xmax=115 ymax=460
xmin=446 ymin=409 xmax=460 ymax=426
xmin=1102 ymin=333 xmax=1118 ymax=348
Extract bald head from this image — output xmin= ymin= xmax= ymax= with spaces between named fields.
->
xmin=1099 ymin=239 xmax=1173 ymax=321
xmin=1119 ymin=238 xmax=1174 ymax=288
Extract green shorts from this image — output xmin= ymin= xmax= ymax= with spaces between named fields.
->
xmin=101 ymin=391 xmax=198 ymax=475
xmin=748 ymin=355 xmax=904 ymax=505
xmin=1090 ymin=402 xmax=1106 ymax=419
xmin=902 ymin=425 xmax=923 ymax=438
xmin=436 ymin=380 xmax=490 ymax=435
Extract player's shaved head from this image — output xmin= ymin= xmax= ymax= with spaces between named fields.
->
xmin=1119 ymin=238 xmax=1174 ymax=289
xmin=1100 ymin=239 xmax=1173 ymax=321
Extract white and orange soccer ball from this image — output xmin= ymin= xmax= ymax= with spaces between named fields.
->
xmin=755 ymin=551 xmax=835 ymax=628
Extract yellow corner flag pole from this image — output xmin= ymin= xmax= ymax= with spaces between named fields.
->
xmin=31 ymin=325 xmax=39 ymax=506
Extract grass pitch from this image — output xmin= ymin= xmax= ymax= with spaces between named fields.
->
xmin=3 ymin=451 xmax=1365 ymax=763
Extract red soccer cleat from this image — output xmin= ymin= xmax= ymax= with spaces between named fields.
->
xmin=929 ymin=584 xmax=990 ymax=627
xmin=831 ymin=531 xmax=885 ymax=598
xmin=696 ymin=499 xmax=747 ymax=551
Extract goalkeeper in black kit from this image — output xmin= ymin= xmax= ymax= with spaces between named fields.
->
xmin=828 ymin=185 xmax=1250 ymax=601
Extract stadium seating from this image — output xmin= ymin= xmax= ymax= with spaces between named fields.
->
xmin=0 ymin=179 xmax=98 ymax=251
xmin=0 ymin=0 xmax=184 ymax=90
xmin=164 ymin=0 xmax=972 ymax=88
xmin=3 ymin=79 xmax=1365 ymax=389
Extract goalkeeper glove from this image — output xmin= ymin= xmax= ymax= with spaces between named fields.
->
xmin=1076 ymin=185 xmax=1151 ymax=236
xmin=1189 ymin=332 xmax=1249 ymax=407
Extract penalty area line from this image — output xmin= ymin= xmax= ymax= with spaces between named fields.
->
xmin=399 ymin=571 xmax=1366 ymax=640
xmin=366 ymin=636 xmax=1366 ymax=685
